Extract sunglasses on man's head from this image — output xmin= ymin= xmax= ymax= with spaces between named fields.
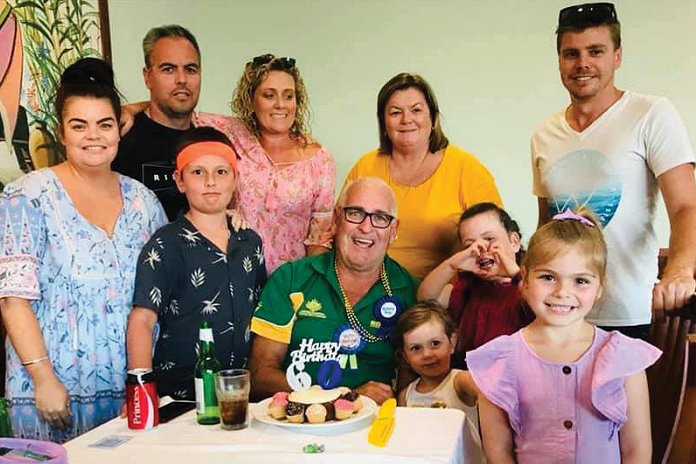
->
xmin=558 ymin=2 xmax=617 ymax=28
xmin=251 ymin=54 xmax=296 ymax=70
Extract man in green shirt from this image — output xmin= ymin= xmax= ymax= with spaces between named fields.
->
xmin=249 ymin=177 xmax=417 ymax=404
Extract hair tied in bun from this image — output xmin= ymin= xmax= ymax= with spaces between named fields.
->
xmin=60 ymin=57 xmax=115 ymax=88
xmin=55 ymin=56 xmax=122 ymax=124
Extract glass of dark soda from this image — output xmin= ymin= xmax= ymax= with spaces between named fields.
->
xmin=214 ymin=369 xmax=250 ymax=430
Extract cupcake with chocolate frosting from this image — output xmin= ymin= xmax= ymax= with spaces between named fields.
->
xmin=286 ymin=402 xmax=305 ymax=423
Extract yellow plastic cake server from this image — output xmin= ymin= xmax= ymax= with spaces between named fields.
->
xmin=368 ymin=398 xmax=396 ymax=447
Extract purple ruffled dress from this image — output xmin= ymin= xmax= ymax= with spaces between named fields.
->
xmin=467 ymin=328 xmax=661 ymax=464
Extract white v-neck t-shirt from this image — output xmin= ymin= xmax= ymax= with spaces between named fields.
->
xmin=531 ymin=91 xmax=694 ymax=326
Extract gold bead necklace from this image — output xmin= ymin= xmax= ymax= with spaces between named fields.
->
xmin=334 ymin=259 xmax=393 ymax=343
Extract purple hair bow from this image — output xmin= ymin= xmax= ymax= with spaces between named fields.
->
xmin=551 ymin=209 xmax=594 ymax=227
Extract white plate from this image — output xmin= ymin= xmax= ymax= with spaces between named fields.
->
xmin=252 ymin=395 xmax=377 ymax=433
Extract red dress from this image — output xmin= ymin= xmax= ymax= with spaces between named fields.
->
xmin=448 ymin=273 xmax=531 ymax=369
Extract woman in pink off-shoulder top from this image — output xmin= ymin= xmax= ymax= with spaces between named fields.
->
xmin=195 ymin=54 xmax=335 ymax=274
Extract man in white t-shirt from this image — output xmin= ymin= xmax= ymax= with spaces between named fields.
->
xmin=531 ymin=2 xmax=696 ymax=338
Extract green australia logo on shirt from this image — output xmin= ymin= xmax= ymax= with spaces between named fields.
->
xmin=297 ymin=299 xmax=326 ymax=319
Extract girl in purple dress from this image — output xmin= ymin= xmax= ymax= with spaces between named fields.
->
xmin=467 ymin=208 xmax=660 ymax=464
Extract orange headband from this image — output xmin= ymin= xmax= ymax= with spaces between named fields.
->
xmin=176 ymin=141 xmax=238 ymax=171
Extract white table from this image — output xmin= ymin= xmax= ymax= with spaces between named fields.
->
xmin=64 ymin=406 xmax=484 ymax=464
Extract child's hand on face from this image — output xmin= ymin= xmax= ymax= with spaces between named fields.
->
xmin=488 ymin=243 xmax=520 ymax=283
xmin=448 ymin=239 xmax=488 ymax=273
xmin=450 ymin=239 xmax=520 ymax=283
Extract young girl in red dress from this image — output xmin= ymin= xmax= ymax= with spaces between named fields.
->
xmin=418 ymin=203 xmax=531 ymax=368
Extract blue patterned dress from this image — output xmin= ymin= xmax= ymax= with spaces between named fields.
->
xmin=0 ymin=168 xmax=167 ymax=442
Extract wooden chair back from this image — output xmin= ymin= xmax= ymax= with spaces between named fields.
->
xmin=648 ymin=306 xmax=693 ymax=464
xmin=648 ymin=248 xmax=696 ymax=464
xmin=668 ymin=334 xmax=696 ymax=463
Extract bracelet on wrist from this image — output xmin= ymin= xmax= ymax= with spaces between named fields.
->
xmin=21 ymin=356 xmax=49 ymax=367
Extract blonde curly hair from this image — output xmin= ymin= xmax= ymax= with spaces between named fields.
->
xmin=231 ymin=54 xmax=312 ymax=143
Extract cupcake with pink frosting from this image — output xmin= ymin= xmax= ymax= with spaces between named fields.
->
xmin=268 ymin=397 xmax=288 ymax=419
xmin=333 ymin=399 xmax=354 ymax=420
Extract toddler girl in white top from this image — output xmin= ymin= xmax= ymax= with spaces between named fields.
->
xmin=395 ymin=301 xmax=484 ymax=462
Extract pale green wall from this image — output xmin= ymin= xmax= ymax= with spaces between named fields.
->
xmin=108 ymin=0 xmax=696 ymax=244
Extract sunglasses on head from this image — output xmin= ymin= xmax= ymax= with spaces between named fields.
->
xmin=558 ymin=2 xmax=617 ymax=28
xmin=251 ymin=54 xmax=296 ymax=71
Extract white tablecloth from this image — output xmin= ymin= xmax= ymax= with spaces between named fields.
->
xmin=64 ymin=406 xmax=484 ymax=464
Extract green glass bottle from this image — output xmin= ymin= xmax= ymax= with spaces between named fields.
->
xmin=194 ymin=321 xmax=221 ymax=425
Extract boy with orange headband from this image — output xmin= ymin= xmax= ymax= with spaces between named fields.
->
xmin=127 ymin=127 xmax=267 ymax=400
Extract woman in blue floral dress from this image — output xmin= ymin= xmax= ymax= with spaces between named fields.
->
xmin=0 ymin=58 xmax=166 ymax=442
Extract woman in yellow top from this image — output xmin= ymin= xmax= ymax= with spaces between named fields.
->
xmin=345 ymin=73 xmax=502 ymax=279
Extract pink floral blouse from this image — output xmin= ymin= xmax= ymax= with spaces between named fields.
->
xmin=194 ymin=113 xmax=336 ymax=274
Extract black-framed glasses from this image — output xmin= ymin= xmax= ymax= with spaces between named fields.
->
xmin=342 ymin=207 xmax=395 ymax=229
xmin=251 ymin=54 xmax=296 ymax=71
xmin=558 ymin=2 xmax=617 ymax=28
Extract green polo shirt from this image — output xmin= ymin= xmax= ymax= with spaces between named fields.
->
xmin=251 ymin=250 xmax=417 ymax=389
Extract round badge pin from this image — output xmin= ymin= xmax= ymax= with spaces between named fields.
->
xmin=373 ymin=295 xmax=403 ymax=327
xmin=333 ymin=324 xmax=365 ymax=354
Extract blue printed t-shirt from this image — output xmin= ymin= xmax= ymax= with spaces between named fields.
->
xmin=251 ymin=250 xmax=417 ymax=389
xmin=133 ymin=214 xmax=266 ymax=399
